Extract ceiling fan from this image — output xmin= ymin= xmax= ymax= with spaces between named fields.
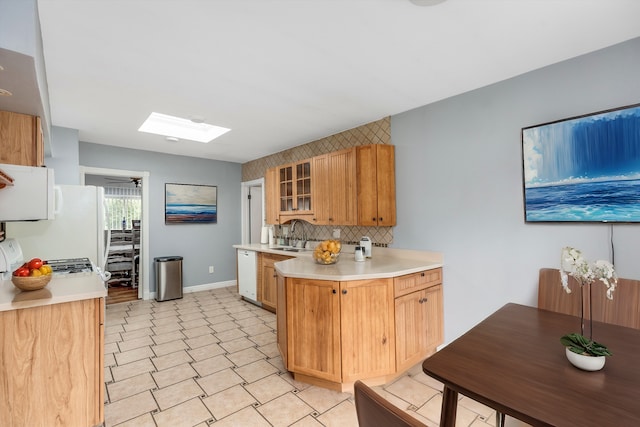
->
xmin=105 ymin=177 xmax=142 ymax=188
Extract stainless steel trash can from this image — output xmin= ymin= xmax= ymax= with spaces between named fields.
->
xmin=155 ymin=256 xmax=183 ymax=302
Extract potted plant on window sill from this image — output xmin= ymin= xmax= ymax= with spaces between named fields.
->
xmin=559 ymin=247 xmax=617 ymax=371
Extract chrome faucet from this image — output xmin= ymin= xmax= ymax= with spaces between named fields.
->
xmin=289 ymin=220 xmax=306 ymax=248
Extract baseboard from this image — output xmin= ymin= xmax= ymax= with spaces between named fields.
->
xmin=147 ymin=280 xmax=237 ymax=300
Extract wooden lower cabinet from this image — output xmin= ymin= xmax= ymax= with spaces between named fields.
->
xmin=340 ymin=279 xmax=395 ymax=382
xmin=395 ymin=284 xmax=443 ymax=372
xmin=287 ymin=278 xmax=342 ymax=382
xmin=279 ymin=268 xmax=443 ymax=391
xmin=285 ymin=277 xmax=396 ymax=388
xmin=0 ymin=298 xmax=104 ymax=426
xmin=259 ymin=253 xmax=291 ymax=312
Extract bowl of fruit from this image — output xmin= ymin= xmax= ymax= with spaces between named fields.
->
xmin=11 ymin=258 xmax=53 ymax=291
xmin=313 ymin=239 xmax=341 ymax=265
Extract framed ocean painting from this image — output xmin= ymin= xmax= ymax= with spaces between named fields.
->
xmin=165 ymin=183 xmax=217 ymax=224
xmin=521 ymin=103 xmax=640 ymax=223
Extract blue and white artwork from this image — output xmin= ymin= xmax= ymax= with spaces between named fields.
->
xmin=522 ymin=104 xmax=640 ymax=222
xmin=165 ymin=183 xmax=217 ymax=224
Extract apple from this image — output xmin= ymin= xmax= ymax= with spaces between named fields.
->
xmin=28 ymin=258 xmax=43 ymax=270
xmin=13 ymin=267 xmax=30 ymax=277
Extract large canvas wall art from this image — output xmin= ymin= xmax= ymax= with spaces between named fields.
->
xmin=165 ymin=183 xmax=217 ymax=224
xmin=522 ymin=103 xmax=640 ymax=222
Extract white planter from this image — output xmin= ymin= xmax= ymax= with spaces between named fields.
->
xmin=565 ymin=347 xmax=606 ymax=371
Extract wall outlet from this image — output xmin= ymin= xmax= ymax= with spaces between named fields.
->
xmin=208 ymin=266 xmax=215 ymax=274
xmin=332 ymin=229 xmax=341 ymax=238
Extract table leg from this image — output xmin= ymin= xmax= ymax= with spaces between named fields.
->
xmin=440 ymin=386 xmax=458 ymax=427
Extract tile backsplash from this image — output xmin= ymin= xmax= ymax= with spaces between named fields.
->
xmin=242 ymin=117 xmax=394 ymax=246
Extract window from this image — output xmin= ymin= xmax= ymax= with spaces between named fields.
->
xmin=104 ymin=186 xmax=142 ymax=230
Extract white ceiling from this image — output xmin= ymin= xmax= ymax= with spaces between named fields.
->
xmin=34 ymin=0 xmax=640 ymax=164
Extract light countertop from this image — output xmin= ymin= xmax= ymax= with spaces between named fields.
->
xmin=233 ymin=243 xmax=443 ymax=281
xmin=0 ymin=274 xmax=107 ymax=312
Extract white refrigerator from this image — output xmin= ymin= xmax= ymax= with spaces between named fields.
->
xmin=6 ymin=185 xmax=109 ymax=272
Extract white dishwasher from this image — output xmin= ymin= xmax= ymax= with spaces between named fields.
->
xmin=237 ymin=249 xmax=259 ymax=305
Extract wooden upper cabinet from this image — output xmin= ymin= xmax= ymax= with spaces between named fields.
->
xmin=311 ymin=148 xmax=357 ymax=225
xmin=357 ymin=144 xmax=396 ymax=226
xmin=264 ymin=144 xmax=396 ymax=226
xmin=278 ymin=160 xmax=313 ymax=220
xmin=265 ymin=167 xmax=279 ymax=224
xmin=0 ymin=111 xmax=44 ymax=167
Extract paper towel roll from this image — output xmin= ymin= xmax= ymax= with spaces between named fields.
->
xmin=260 ymin=226 xmax=269 ymax=244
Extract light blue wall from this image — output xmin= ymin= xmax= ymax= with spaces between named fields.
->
xmin=391 ymin=37 xmax=640 ymax=343
xmin=46 ymin=126 xmax=80 ymax=184
xmin=79 ymin=142 xmax=242 ymax=292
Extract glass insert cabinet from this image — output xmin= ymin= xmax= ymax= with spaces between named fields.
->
xmin=278 ymin=160 xmax=312 ymax=215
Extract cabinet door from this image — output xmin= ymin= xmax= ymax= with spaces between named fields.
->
xmin=328 ymin=148 xmax=357 ymax=225
xmin=278 ymin=164 xmax=294 ymax=213
xmin=295 ymin=160 xmax=312 ymax=213
xmin=395 ymin=284 xmax=443 ymax=373
xmin=276 ymin=273 xmax=288 ymax=368
xmin=265 ymin=167 xmax=279 ymax=224
xmin=311 ymin=154 xmax=330 ymax=225
xmin=0 ymin=111 xmax=43 ymax=167
xmin=261 ymin=253 xmax=290 ymax=312
xmin=0 ymin=298 xmax=103 ymax=426
xmin=287 ymin=278 xmax=341 ymax=382
xmin=356 ymin=144 xmax=396 ymax=226
xmin=262 ymin=262 xmax=278 ymax=311
xmin=340 ymin=278 xmax=395 ymax=382
xmin=375 ymin=144 xmax=396 ymax=226
xmin=356 ymin=145 xmax=378 ymax=226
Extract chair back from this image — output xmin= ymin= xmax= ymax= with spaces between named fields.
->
xmin=354 ymin=380 xmax=426 ymax=427
xmin=537 ymin=268 xmax=640 ymax=330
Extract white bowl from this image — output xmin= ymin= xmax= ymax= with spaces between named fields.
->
xmin=565 ymin=347 xmax=605 ymax=371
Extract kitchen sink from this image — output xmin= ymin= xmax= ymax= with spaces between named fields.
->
xmin=275 ymin=247 xmax=301 ymax=252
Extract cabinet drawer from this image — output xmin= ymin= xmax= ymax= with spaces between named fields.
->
xmin=394 ymin=268 xmax=442 ymax=298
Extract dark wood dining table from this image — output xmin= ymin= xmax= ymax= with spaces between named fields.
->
xmin=422 ymin=303 xmax=640 ymax=427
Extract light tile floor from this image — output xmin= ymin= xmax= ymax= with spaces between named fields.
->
xmin=104 ymin=286 xmax=528 ymax=427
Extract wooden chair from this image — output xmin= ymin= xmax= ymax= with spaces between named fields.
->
xmin=353 ymin=380 xmax=427 ymax=427
xmin=537 ymin=268 xmax=640 ymax=330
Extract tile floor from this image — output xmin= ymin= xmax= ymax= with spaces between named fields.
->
xmin=104 ymin=286 xmax=527 ymax=427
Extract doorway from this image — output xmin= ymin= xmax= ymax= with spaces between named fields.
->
xmin=80 ymin=166 xmax=150 ymax=303
xmin=241 ymin=178 xmax=265 ymax=244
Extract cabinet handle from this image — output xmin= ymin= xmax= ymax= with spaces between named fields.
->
xmin=312 ymin=218 xmax=317 ymax=221
xmin=273 ymin=273 xmax=277 ymax=278
xmin=332 ymin=289 xmax=337 ymax=294
xmin=329 ymin=217 xmax=333 ymax=221
xmin=342 ymin=289 xmax=347 ymax=295
xmin=420 ymin=272 xmax=425 ymax=277
xmin=419 ymin=297 xmax=428 ymax=304
xmin=372 ymin=217 xmax=376 ymax=221
xmin=379 ymin=217 xmax=383 ymax=222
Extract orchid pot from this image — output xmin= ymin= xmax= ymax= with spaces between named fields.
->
xmin=559 ymin=247 xmax=617 ymax=370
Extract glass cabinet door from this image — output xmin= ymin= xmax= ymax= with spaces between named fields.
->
xmin=279 ymin=165 xmax=293 ymax=211
xmin=295 ymin=161 xmax=311 ymax=211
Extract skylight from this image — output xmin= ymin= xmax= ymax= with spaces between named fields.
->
xmin=138 ymin=112 xmax=230 ymax=143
